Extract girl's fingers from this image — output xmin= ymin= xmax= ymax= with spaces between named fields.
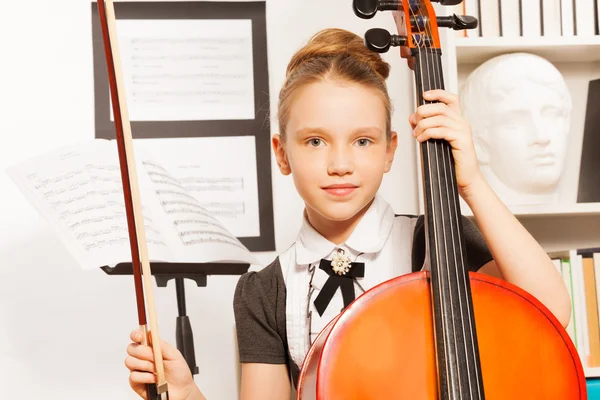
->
xmin=423 ymin=90 xmax=462 ymax=113
xmin=410 ymin=105 xmax=461 ymax=130
xmin=415 ymin=127 xmax=453 ymax=142
xmin=125 ymin=355 xmax=156 ymax=373
xmin=129 ymin=371 xmax=157 ymax=385
xmin=130 ymin=329 xmax=180 ymax=361
xmin=130 ymin=329 xmax=144 ymax=344
xmin=411 ymin=103 xmax=451 ymax=122
xmin=130 ymin=329 xmax=154 ymax=346
xmin=127 ymin=342 xmax=155 ymax=362
xmin=413 ymin=116 xmax=460 ymax=137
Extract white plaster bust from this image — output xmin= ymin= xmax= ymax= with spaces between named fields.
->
xmin=459 ymin=53 xmax=572 ymax=205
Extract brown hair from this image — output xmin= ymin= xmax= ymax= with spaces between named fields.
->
xmin=278 ymin=28 xmax=392 ymax=141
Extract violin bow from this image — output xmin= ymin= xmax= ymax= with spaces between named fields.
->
xmin=96 ymin=0 xmax=169 ymax=398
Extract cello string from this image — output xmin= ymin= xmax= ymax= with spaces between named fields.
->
xmin=406 ymin=2 xmax=453 ymax=397
xmin=412 ymin=6 xmax=454 ymax=397
xmin=424 ymin=8 xmax=481 ymax=398
xmin=436 ymin=40 xmax=483 ymax=400
xmin=412 ymin=5 xmax=460 ymax=397
xmin=430 ymin=47 xmax=469 ymax=398
xmin=424 ymin=6 xmax=481 ymax=398
xmin=421 ymin=12 xmax=468 ymax=398
xmin=433 ymin=42 xmax=481 ymax=399
xmin=422 ymin=18 xmax=462 ymax=399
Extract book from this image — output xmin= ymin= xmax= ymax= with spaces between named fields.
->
xmin=575 ymin=0 xmax=596 ymax=36
xmin=588 ymin=377 xmax=600 ymax=398
xmin=561 ymin=0 xmax=575 ymax=36
xmin=465 ymin=0 xmax=481 ymax=37
xmin=542 ymin=0 xmax=562 ymax=36
xmin=577 ymin=79 xmax=600 ymax=203
xmin=582 ymin=256 xmax=600 ymax=367
xmin=500 ymin=0 xmax=520 ymax=37
xmin=6 ymin=139 xmax=259 ymax=271
xmin=479 ymin=0 xmax=501 ymax=37
xmin=520 ymin=0 xmax=542 ymax=36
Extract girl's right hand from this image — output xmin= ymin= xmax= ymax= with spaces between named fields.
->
xmin=125 ymin=329 xmax=202 ymax=400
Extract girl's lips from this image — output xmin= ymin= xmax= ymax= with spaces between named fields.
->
xmin=322 ymin=185 xmax=358 ymax=196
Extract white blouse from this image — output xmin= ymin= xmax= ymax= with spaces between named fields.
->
xmin=278 ymin=194 xmax=423 ymax=368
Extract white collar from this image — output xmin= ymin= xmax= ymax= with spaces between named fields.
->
xmin=294 ymin=194 xmax=395 ymax=265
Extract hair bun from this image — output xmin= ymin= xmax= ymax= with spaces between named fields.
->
xmin=286 ymin=28 xmax=390 ymax=81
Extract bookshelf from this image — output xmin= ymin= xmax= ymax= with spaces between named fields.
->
xmin=424 ymin=13 xmax=600 ymax=378
xmin=462 ymin=202 xmax=600 ymax=217
xmin=455 ymin=36 xmax=600 ymax=63
xmin=432 ymin=25 xmax=600 ymax=253
xmin=588 ymin=366 xmax=600 ymax=378
xmin=459 ymin=201 xmax=600 ymax=253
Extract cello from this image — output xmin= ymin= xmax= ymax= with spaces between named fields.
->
xmin=296 ymin=1 xmax=586 ymax=398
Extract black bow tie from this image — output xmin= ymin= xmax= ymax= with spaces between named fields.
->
xmin=313 ymin=258 xmax=365 ymax=317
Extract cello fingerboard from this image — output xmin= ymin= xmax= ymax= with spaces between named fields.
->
xmin=413 ymin=47 xmax=485 ymax=400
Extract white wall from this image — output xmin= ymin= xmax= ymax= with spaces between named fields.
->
xmin=0 ymin=1 xmax=418 ymax=399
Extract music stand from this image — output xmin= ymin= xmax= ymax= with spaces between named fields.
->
xmin=102 ymin=262 xmax=250 ymax=375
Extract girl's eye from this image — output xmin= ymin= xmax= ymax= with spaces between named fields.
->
xmin=356 ymin=138 xmax=371 ymax=147
xmin=308 ymin=138 xmax=322 ymax=147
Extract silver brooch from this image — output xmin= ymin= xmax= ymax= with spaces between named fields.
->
xmin=331 ymin=248 xmax=352 ymax=275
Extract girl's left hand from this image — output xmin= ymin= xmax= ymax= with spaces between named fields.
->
xmin=409 ymin=89 xmax=483 ymax=197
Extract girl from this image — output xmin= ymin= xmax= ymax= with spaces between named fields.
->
xmin=124 ymin=28 xmax=571 ymax=400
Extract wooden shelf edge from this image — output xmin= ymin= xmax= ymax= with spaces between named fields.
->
xmin=454 ymin=36 xmax=600 ymax=64
xmin=461 ymin=202 xmax=600 ymax=218
xmin=456 ymin=36 xmax=600 ymax=48
xmin=585 ymin=366 xmax=600 ymax=378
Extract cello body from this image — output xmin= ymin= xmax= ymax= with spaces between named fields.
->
xmin=297 ymin=271 xmax=586 ymax=399
xmin=296 ymin=1 xmax=586 ymax=398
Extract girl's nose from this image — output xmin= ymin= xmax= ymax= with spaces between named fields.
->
xmin=327 ymin=147 xmax=355 ymax=176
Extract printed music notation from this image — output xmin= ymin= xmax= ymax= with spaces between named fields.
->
xmin=178 ymin=176 xmax=244 ymax=192
xmin=197 ymin=202 xmax=245 ymax=218
xmin=14 ymin=145 xmax=171 ymax=269
xmin=142 ymin=159 xmax=247 ymax=250
xmin=114 ymin=19 xmax=255 ymax=121
xmin=6 ymin=139 xmax=258 ymax=270
xmin=135 ymin=136 xmax=260 ymax=238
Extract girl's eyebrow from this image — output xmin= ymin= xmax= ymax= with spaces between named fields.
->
xmin=294 ymin=127 xmax=383 ymax=137
xmin=353 ymin=127 xmax=383 ymax=136
xmin=294 ymin=127 xmax=328 ymax=137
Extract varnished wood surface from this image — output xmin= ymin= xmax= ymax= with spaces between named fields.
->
xmin=297 ymin=271 xmax=586 ymax=399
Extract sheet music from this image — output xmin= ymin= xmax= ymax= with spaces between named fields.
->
xmin=135 ymin=136 xmax=260 ymax=239
xmin=6 ymin=140 xmax=172 ymax=269
xmin=138 ymin=155 xmax=257 ymax=265
xmin=115 ymin=19 xmax=255 ymax=121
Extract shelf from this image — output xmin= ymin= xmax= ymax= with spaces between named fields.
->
xmin=460 ymin=202 xmax=600 ymax=253
xmin=586 ymin=366 xmax=600 ymax=378
xmin=455 ymin=36 xmax=600 ymax=64
xmin=461 ymin=202 xmax=600 ymax=218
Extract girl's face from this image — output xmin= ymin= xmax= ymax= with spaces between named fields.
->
xmin=273 ymin=79 xmax=397 ymax=227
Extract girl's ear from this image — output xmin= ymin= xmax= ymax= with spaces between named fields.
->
xmin=384 ymin=131 xmax=398 ymax=173
xmin=272 ymin=134 xmax=292 ymax=175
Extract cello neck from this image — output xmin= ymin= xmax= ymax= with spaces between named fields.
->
xmin=413 ymin=46 xmax=485 ymax=399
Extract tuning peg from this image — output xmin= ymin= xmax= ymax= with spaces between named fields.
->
xmin=436 ymin=14 xmax=478 ymax=30
xmin=364 ymin=28 xmax=406 ymax=53
xmin=353 ymin=0 xmax=400 ymax=19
